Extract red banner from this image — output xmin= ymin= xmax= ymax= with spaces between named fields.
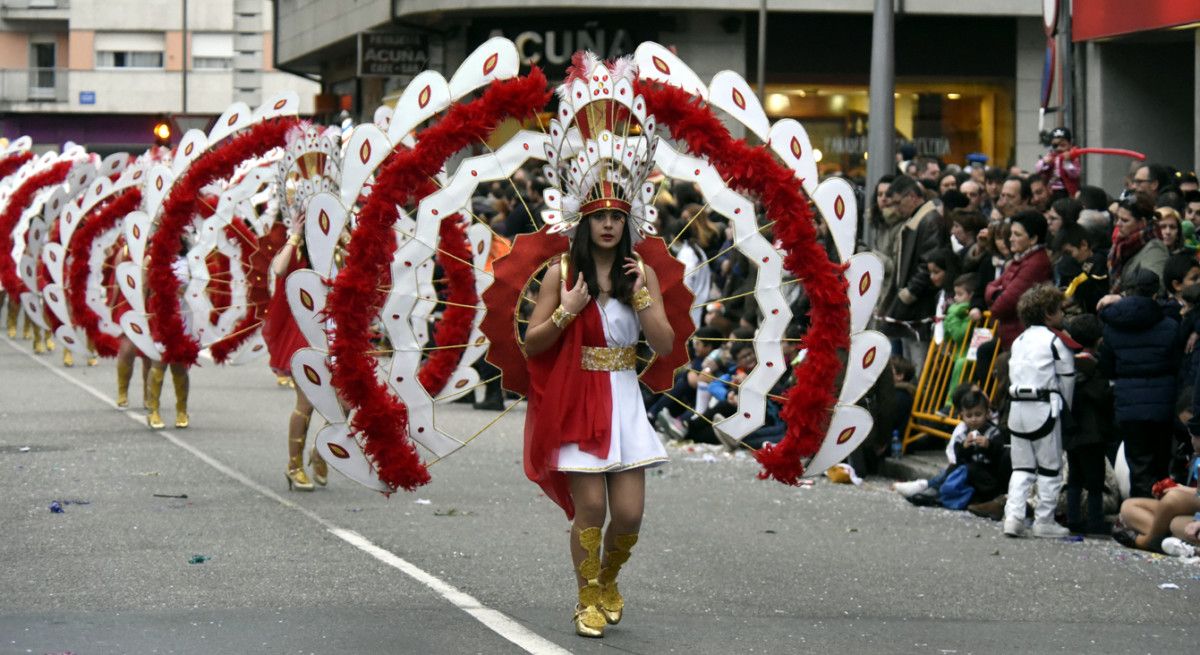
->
xmin=1073 ymin=1 xmax=1200 ymax=41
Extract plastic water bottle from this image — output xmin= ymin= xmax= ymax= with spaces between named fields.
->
xmin=890 ymin=429 xmax=903 ymax=459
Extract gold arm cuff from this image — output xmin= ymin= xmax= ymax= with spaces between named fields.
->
xmin=581 ymin=346 xmax=637 ymax=371
xmin=287 ymin=234 xmax=303 ymax=247
xmin=551 ymin=305 xmax=576 ymax=329
xmin=632 ymin=287 xmax=653 ymax=312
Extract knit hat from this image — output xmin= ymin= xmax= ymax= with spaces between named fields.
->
xmin=1121 ymin=267 xmax=1160 ymax=297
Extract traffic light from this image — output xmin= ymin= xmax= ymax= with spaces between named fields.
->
xmin=153 ymin=119 xmax=171 ymax=146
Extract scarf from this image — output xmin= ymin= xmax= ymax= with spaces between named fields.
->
xmin=1108 ymin=225 xmax=1151 ymax=289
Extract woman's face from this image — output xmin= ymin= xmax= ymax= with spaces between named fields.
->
xmin=1046 ymin=208 xmax=1062 ymax=236
xmin=928 ymin=261 xmax=946 ymax=288
xmin=1159 ymin=216 xmax=1180 ymax=248
xmin=588 ymin=209 xmax=626 ymax=250
xmin=950 ymin=221 xmax=975 ymax=247
xmin=1009 ymin=222 xmax=1033 ymax=254
xmin=1116 ymin=207 xmax=1144 ymax=239
xmin=939 ymin=174 xmax=958 ymax=195
xmin=993 ymin=229 xmax=1011 ymax=257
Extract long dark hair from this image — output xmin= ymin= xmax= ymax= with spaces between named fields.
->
xmin=569 ymin=212 xmax=635 ymax=305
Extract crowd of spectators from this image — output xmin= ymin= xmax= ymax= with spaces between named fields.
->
xmin=461 ymin=129 xmax=1200 ymax=555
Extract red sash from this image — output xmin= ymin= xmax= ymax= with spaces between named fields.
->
xmin=524 ymin=301 xmax=613 ymax=519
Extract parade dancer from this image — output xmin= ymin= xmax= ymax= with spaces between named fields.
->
xmin=264 ymin=215 xmax=327 ymax=490
xmin=520 ymin=53 xmax=674 ymax=638
xmin=145 ymin=242 xmax=191 ymax=429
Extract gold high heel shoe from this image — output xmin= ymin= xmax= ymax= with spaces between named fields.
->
xmin=146 ymin=366 xmax=166 ymax=429
xmin=62 ymin=349 xmax=74 ymax=367
xmin=286 ymin=432 xmax=314 ymax=491
xmin=172 ymin=369 xmax=189 ymax=428
xmin=598 ymin=532 xmax=639 ymax=625
xmin=573 ymin=526 xmax=606 ymax=638
xmin=310 ymin=445 xmax=328 ymax=487
xmin=87 ymin=352 xmax=98 ymax=367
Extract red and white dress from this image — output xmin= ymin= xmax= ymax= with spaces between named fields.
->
xmin=524 ymin=295 xmax=668 ymax=519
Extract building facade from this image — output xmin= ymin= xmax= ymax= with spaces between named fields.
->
xmin=0 ymin=0 xmax=318 ymax=152
xmin=273 ymin=0 xmax=1047 ymax=174
xmin=1071 ymin=0 xmax=1200 ymax=192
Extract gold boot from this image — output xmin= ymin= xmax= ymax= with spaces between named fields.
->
xmin=310 ymin=445 xmax=328 ymax=487
xmin=32 ymin=327 xmax=45 ymax=354
xmin=146 ymin=366 xmax=166 ymax=429
xmin=286 ymin=430 xmax=314 ymax=491
xmin=23 ymin=320 xmax=33 ymax=340
xmin=87 ymin=349 xmax=98 ymax=367
xmin=172 ymin=369 xmax=189 ymax=428
xmin=62 ymin=349 xmax=74 ymax=367
xmin=598 ymin=532 xmax=639 ymax=625
xmin=115 ymin=359 xmax=133 ymax=408
xmin=5 ymin=308 xmax=15 ymax=338
xmin=276 ymin=375 xmax=291 ymax=387
xmin=45 ymin=335 xmax=54 ymax=351
xmin=573 ymin=526 xmax=606 ymax=638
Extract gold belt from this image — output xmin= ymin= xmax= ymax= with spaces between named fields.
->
xmin=581 ymin=346 xmax=637 ymax=372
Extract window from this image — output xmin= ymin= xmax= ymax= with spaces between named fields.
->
xmin=94 ymin=32 xmax=164 ymax=69
xmin=192 ymin=33 xmax=234 ymax=70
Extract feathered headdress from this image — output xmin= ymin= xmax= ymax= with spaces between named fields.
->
xmin=541 ymin=51 xmax=659 ymax=244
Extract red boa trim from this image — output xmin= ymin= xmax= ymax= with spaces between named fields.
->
xmin=0 ymin=160 xmax=74 ymax=301
xmin=636 ymin=83 xmax=850 ymax=485
xmin=416 ymin=218 xmax=479 ymax=394
xmin=327 ymin=70 xmax=549 ymax=493
xmin=208 ymin=219 xmax=266 ymax=363
xmin=64 ymin=187 xmax=142 ymax=358
xmin=146 ymin=118 xmax=298 ymax=365
xmin=0 ymin=151 xmax=33 ymax=182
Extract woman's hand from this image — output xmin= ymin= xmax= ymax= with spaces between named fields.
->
xmin=560 ymin=272 xmax=590 ymax=314
xmin=624 ymin=257 xmax=645 ymax=294
xmin=289 ymin=213 xmax=305 ymax=238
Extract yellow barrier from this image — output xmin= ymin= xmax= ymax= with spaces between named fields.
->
xmin=901 ymin=313 xmax=1003 ymax=452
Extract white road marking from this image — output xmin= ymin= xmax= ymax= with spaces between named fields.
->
xmin=3 ymin=336 xmax=573 ymax=655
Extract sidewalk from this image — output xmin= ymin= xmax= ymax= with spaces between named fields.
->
xmin=877 ymin=449 xmax=945 ymax=482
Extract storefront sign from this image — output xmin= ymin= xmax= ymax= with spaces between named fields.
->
xmin=825 ymin=135 xmax=951 ymax=158
xmin=1073 ymin=1 xmax=1200 ymax=41
xmin=357 ymin=32 xmax=429 ymax=77
xmin=468 ymin=15 xmax=661 ymax=79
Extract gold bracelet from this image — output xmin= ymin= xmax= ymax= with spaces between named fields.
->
xmin=287 ymin=234 xmax=303 ymax=247
xmin=551 ymin=305 xmax=576 ymax=328
xmin=632 ymin=287 xmax=653 ymax=312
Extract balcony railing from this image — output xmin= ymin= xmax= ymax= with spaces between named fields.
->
xmin=0 ymin=68 xmax=68 ymax=104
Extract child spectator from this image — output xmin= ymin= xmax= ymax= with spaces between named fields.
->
xmin=1057 ymin=223 xmax=1109 ymax=315
xmin=889 ymin=356 xmax=917 ymax=440
xmin=1003 ymin=284 xmax=1074 ymax=538
xmin=652 ymin=326 xmax=721 ymax=439
xmin=1097 ymin=268 xmax=1181 ymax=498
xmin=1062 ymin=314 xmax=1116 ymax=534
xmin=941 ymin=273 xmax=976 ymax=405
xmin=894 ymin=387 xmax=1005 ymax=508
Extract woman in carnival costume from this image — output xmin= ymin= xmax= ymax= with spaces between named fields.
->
xmin=520 ymin=53 xmax=674 ymax=638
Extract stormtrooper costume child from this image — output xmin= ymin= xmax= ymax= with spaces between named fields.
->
xmin=1003 ymin=287 xmax=1075 ymax=538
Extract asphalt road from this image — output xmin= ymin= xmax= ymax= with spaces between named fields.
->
xmin=1 ymin=333 xmax=1197 ymax=655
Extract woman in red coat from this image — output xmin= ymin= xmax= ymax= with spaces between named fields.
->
xmin=985 ymin=210 xmax=1053 ymax=349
